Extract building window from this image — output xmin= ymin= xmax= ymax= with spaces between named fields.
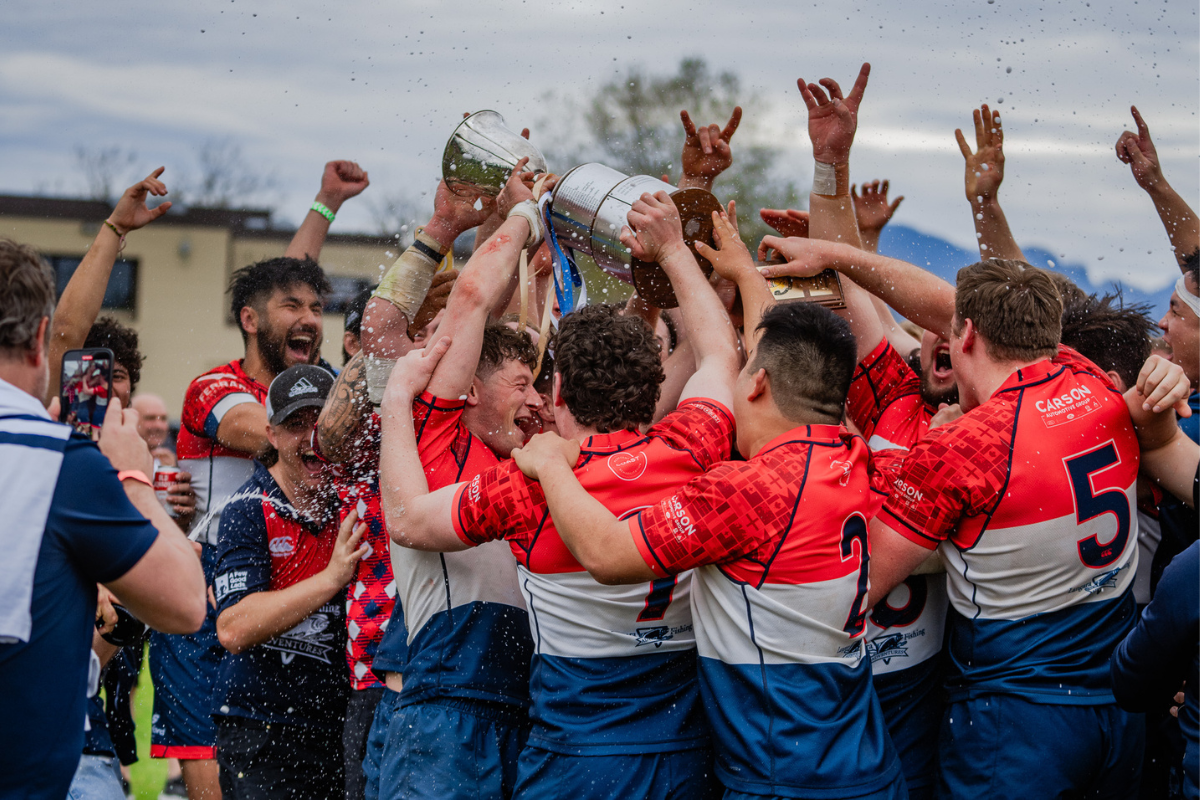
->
xmin=324 ymin=275 xmax=375 ymax=315
xmin=47 ymin=255 xmax=138 ymax=311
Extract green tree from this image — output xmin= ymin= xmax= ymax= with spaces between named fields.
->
xmin=536 ymin=57 xmax=804 ymax=252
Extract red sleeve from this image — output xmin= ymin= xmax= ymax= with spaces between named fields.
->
xmin=452 ymin=459 xmax=546 ymax=547
xmin=647 ymin=399 xmax=735 ymax=470
xmin=181 ymin=372 xmax=261 ymax=439
xmin=877 ymin=412 xmax=1011 ymax=549
xmin=846 ymin=340 xmax=921 ymax=442
xmin=631 ymin=461 xmax=783 ymax=576
xmin=413 ymin=392 xmax=476 ymax=487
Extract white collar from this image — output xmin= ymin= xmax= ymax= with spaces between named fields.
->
xmin=0 ymin=377 xmax=51 ymax=420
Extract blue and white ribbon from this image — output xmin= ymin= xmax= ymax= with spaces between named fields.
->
xmin=540 ymin=195 xmax=586 ymax=317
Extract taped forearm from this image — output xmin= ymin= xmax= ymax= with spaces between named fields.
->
xmin=373 ymin=231 xmax=449 ymax=321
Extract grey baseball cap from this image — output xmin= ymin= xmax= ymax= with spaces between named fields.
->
xmin=266 ymin=365 xmax=335 ymax=426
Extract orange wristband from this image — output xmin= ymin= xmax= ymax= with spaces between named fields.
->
xmin=117 ymin=470 xmax=153 ymax=488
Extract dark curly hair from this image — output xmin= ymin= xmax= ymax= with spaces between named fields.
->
xmin=228 ymin=257 xmax=331 ymax=343
xmin=84 ymin=316 xmax=144 ymax=389
xmin=554 ymin=304 xmax=663 ymax=432
xmin=477 ymin=322 xmax=538 ymax=377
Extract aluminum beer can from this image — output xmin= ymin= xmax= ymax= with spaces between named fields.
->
xmin=154 ymin=465 xmax=181 ymax=514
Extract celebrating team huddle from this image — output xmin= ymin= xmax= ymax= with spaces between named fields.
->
xmin=6 ymin=56 xmax=1196 ymax=800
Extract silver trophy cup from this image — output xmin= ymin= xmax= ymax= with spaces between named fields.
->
xmin=548 ymin=163 xmax=721 ymax=308
xmin=442 ymin=111 xmax=548 ymax=198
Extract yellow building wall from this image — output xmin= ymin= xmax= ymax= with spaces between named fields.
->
xmin=1 ymin=215 xmax=394 ymax=419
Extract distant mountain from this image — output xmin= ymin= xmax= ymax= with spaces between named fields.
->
xmin=877 ymin=224 xmax=1174 ymax=319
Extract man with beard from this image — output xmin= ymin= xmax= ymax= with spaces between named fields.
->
xmin=158 ymin=160 xmax=367 ymax=798
xmin=212 ymin=365 xmax=367 ymax=798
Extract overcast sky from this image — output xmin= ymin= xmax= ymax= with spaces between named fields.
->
xmin=2 ymin=0 xmax=1196 ymax=291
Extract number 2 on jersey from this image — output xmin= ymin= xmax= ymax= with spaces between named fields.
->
xmin=1065 ymin=442 xmax=1131 ymax=569
xmin=840 ymin=514 xmax=870 ymax=636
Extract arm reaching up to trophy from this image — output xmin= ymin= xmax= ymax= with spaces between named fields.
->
xmin=678 ymin=106 xmax=742 ymax=191
xmin=360 ymin=179 xmax=494 ymax=405
xmin=955 ymin=104 xmax=1025 ymax=261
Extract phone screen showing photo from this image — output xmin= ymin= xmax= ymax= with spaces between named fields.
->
xmin=60 ymin=348 xmax=114 ymax=438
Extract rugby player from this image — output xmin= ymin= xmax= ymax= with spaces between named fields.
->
xmin=212 ymin=365 xmax=365 ymax=798
xmin=379 ymin=189 xmax=741 ymax=798
xmin=361 ymin=164 xmax=546 ymax=800
xmin=504 ymin=300 xmax=906 ymax=799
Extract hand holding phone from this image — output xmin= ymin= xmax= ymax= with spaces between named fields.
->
xmin=59 ymin=348 xmax=114 ymax=439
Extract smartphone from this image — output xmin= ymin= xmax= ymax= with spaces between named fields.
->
xmin=59 ymin=348 xmax=115 ymax=438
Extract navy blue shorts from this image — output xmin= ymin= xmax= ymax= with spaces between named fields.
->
xmin=513 ymin=745 xmax=720 ymax=800
xmin=363 ymin=693 xmax=529 ymax=800
xmin=724 ymin=778 xmax=906 ymax=800
xmin=874 ymin=655 xmax=944 ymax=800
xmin=149 ymin=545 xmax=224 ymax=759
xmin=938 ymin=694 xmax=1143 ymax=799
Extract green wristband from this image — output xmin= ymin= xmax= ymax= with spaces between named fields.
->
xmin=311 ymin=201 xmax=336 ymax=223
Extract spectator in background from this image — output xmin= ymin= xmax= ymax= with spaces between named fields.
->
xmin=342 ymin=285 xmax=375 ymax=365
xmin=0 ymin=238 xmax=205 ymax=800
xmin=132 ymin=393 xmax=175 ymax=465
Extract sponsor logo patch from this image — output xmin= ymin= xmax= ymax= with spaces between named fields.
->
xmin=288 ymin=377 xmax=319 ymax=397
xmin=607 ymin=451 xmax=648 ymax=481
xmin=214 ymin=570 xmax=248 ymax=602
xmin=1071 ymin=564 xmax=1126 ymax=595
xmin=269 ymin=535 xmax=295 ymax=556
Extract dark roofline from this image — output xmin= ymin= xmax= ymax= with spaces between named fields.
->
xmin=0 ymin=193 xmax=394 ymax=245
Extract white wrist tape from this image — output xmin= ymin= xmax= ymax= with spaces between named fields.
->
xmin=373 ymin=234 xmax=443 ymax=321
xmin=365 ymin=355 xmax=398 ymax=407
xmin=506 ymin=200 xmax=544 ymax=248
xmin=812 ymin=161 xmax=838 ymax=196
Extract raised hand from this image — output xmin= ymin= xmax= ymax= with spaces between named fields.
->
xmin=426 ymin=178 xmax=496 ymax=249
xmin=695 ymin=203 xmax=756 ymax=282
xmin=853 ymin=180 xmax=904 ymax=235
xmin=797 ymin=63 xmax=870 ymax=165
xmin=495 ymin=157 xmax=536 ymax=219
xmin=619 ymin=191 xmax=688 ymax=264
xmin=511 ymin=432 xmax=581 ymax=482
xmin=956 ymin=104 xmax=1005 ymax=203
xmin=1115 ymin=106 xmax=1163 ymax=192
xmin=680 ymin=107 xmax=742 ymax=186
xmin=759 ymin=208 xmax=810 ymax=239
xmin=317 ymin=160 xmax=370 ymax=211
xmin=381 ymin=336 xmax=453 ymax=413
xmin=107 ymin=168 xmax=171 ymax=235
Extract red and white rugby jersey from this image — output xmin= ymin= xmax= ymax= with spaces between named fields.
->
xmin=847 ymin=339 xmax=933 ymax=453
xmin=378 ymin=392 xmax=533 ymax=708
xmin=177 ymin=359 xmax=269 ymax=545
xmin=879 ymin=345 xmax=1140 ymax=702
xmin=451 ymin=399 xmax=736 ymax=755
xmin=631 ymin=425 xmax=901 ymax=797
xmin=846 ymin=340 xmax=948 ymax=677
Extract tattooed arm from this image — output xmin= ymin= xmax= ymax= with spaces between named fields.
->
xmin=318 ymin=352 xmax=372 ymax=463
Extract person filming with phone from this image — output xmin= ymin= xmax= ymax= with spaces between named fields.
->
xmin=0 ymin=238 xmax=207 ymax=800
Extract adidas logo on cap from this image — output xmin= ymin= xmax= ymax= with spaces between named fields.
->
xmin=288 ymin=377 xmax=319 ymax=397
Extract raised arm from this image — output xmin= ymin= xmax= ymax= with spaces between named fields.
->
xmin=758 ymin=237 xmax=955 ymax=340
xmin=378 ymin=339 xmax=468 ymax=552
xmin=677 ymin=106 xmax=741 ymax=192
xmin=284 ymin=160 xmax=370 ymax=261
xmin=47 ymin=169 xmax=171 ymax=402
xmin=1115 ymin=106 xmax=1200 ymax=271
xmin=956 ymin=104 xmax=1025 ymax=262
xmin=620 ymin=192 xmax=739 ymax=409
xmin=852 ymin=180 xmax=904 ymax=255
xmin=361 ymin=179 xmax=494 ymax=403
xmin=695 ymin=204 xmax=772 ymax=344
